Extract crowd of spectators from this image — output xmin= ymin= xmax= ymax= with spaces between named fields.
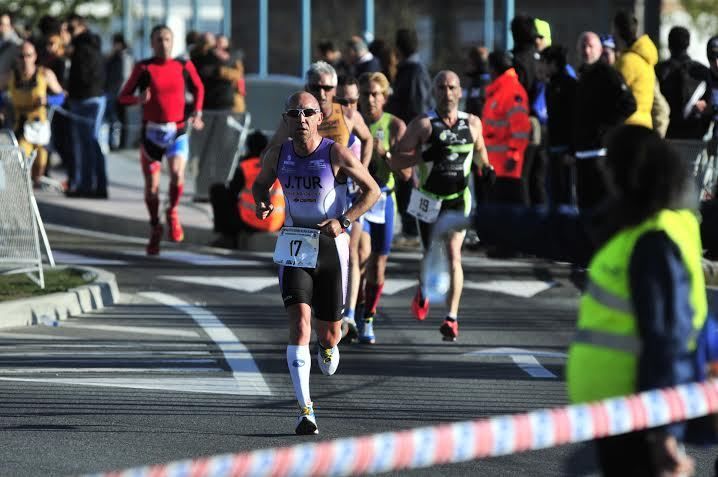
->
xmin=0 ymin=10 xmax=247 ymax=199
xmin=2 ymin=8 xmax=718 ymax=231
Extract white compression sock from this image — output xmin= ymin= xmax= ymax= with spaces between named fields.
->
xmin=286 ymin=345 xmax=312 ymax=407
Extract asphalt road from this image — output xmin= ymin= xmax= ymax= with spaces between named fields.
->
xmin=0 ymin=227 xmax=716 ymax=476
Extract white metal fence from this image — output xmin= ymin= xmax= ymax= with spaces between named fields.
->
xmin=0 ymin=130 xmax=54 ymax=288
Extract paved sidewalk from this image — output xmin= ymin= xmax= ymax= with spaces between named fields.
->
xmin=35 ymin=149 xmax=218 ymax=246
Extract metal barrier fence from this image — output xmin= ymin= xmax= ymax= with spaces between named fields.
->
xmin=667 ymin=139 xmax=718 ymax=202
xmin=0 ymin=129 xmax=54 ymax=288
xmin=189 ymin=110 xmax=251 ymax=201
xmin=87 ymin=378 xmax=718 ymax=477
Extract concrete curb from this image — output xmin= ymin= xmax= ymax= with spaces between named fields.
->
xmin=0 ymin=266 xmax=121 ymax=330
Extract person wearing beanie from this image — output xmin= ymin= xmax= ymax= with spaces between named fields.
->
xmin=655 ymin=26 xmax=712 ymax=139
xmin=534 ymin=18 xmax=551 ymax=52
xmin=600 ymin=34 xmax=616 ymax=65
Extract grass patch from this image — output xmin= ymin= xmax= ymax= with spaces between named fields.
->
xmin=0 ymin=268 xmax=94 ymax=302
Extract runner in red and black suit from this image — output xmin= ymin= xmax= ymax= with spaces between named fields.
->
xmin=118 ymin=24 xmax=205 ymax=255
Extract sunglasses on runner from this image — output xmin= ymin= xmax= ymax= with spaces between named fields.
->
xmin=285 ymin=108 xmax=321 ymax=118
xmin=307 ymin=83 xmax=335 ymax=92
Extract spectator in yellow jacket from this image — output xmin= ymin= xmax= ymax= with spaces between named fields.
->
xmin=613 ymin=11 xmax=658 ymax=129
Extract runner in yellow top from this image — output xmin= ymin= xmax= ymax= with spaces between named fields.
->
xmin=6 ymin=41 xmax=64 ymax=185
xmin=356 ymin=72 xmax=408 ymax=343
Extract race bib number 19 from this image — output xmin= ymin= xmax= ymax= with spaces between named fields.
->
xmin=407 ymin=188 xmax=442 ymax=223
xmin=273 ymin=227 xmax=320 ymax=268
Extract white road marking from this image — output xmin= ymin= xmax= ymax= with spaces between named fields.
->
xmin=0 ymin=351 xmax=209 ymax=356
xmin=463 ymin=280 xmax=556 ymax=298
xmin=160 ymin=276 xmax=277 ymax=293
xmin=0 ymin=377 xmax=263 ymax=395
xmin=0 ymin=333 xmax=75 ymax=340
xmin=464 ymin=347 xmax=567 ymax=379
xmin=125 ymin=250 xmax=264 ymax=267
xmin=140 ymin=292 xmax=271 ymax=395
xmin=58 ymin=323 xmax=200 ymax=338
xmin=507 ymin=355 xmax=557 ymax=378
xmin=44 ymin=223 xmax=148 ymax=244
xmin=52 ymin=250 xmax=128 ymax=266
xmin=0 ymin=368 xmax=223 ymax=375
xmin=381 ymin=279 xmax=418 ymax=296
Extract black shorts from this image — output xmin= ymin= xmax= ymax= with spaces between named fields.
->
xmin=416 ymin=190 xmax=471 ymax=251
xmin=278 ymin=233 xmax=350 ymax=322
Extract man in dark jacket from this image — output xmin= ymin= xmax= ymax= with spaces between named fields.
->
xmin=66 ymin=14 xmax=108 ymax=198
xmin=191 ymin=32 xmax=235 ymax=111
xmin=656 ymin=27 xmax=712 ymax=140
xmin=465 ymin=46 xmax=490 ymax=118
xmin=386 ymin=28 xmax=433 ymax=124
xmin=386 ymin=28 xmax=434 ymax=244
xmin=573 ymin=31 xmax=636 ymax=210
xmin=544 ymin=45 xmax=577 ymax=206
xmin=346 ymin=36 xmax=381 ymax=78
xmin=511 ymin=14 xmax=548 ymax=205
xmin=105 ymin=33 xmax=133 ymax=149
xmin=510 ymin=14 xmax=542 ymax=111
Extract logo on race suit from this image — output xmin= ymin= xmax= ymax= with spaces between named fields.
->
xmin=447 ymin=152 xmax=460 ymax=161
xmin=292 ymin=359 xmax=305 ymax=367
xmin=293 ymin=197 xmax=318 ymax=203
xmin=456 ymin=120 xmax=469 ymax=131
xmin=308 ymin=159 xmax=327 ymax=170
xmin=283 ymin=176 xmax=323 ymax=189
xmin=439 ymin=129 xmax=467 ymax=146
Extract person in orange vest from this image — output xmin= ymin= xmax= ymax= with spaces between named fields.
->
xmin=209 ymin=130 xmax=285 ymax=248
xmin=482 ymin=50 xmax=532 ymax=205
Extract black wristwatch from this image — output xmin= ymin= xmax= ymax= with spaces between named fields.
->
xmin=338 ymin=214 xmax=352 ymax=230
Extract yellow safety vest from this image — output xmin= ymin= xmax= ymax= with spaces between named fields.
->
xmin=567 ymin=209 xmax=707 ymax=403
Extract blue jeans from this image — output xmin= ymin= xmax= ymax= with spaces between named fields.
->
xmin=69 ymin=96 xmax=107 ymax=194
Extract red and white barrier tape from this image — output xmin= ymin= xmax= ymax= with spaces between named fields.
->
xmin=87 ymin=379 xmax=718 ymax=477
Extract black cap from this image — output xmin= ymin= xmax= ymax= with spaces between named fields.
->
xmin=708 ymin=35 xmax=718 ymax=60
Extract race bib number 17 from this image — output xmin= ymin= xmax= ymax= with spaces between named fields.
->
xmin=273 ymin=227 xmax=320 ymax=268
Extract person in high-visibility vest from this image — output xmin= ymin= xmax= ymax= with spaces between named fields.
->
xmin=432 ymin=125 xmax=703 ymax=475
xmin=210 ymin=130 xmax=284 ymax=248
xmin=481 ymin=50 xmax=532 ymax=205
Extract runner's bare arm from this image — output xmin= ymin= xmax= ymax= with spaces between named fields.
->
xmin=349 ymin=108 xmax=374 ymax=168
xmin=44 ymin=68 xmax=64 ymax=95
xmin=389 ymin=115 xmax=431 ymax=172
xmin=252 ymin=144 xmax=281 ymax=219
xmin=469 ymin=114 xmax=490 ymax=168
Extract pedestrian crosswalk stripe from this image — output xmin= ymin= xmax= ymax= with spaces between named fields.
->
xmin=0 ymin=377 xmax=262 ymax=395
xmin=381 ymin=279 xmax=417 ymax=296
xmin=58 ymin=323 xmax=201 ymax=337
xmin=160 ymin=276 xmax=278 ymax=293
xmin=124 ymin=250 xmax=264 ymax=266
xmin=463 ymin=280 xmax=556 ymax=298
